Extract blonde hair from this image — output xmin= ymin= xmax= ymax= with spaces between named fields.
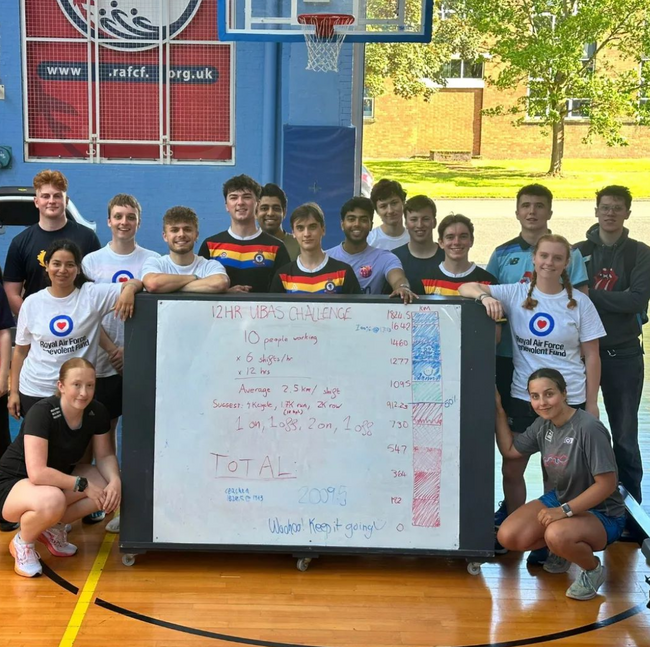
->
xmin=523 ymin=234 xmax=576 ymax=310
xmin=56 ymin=358 xmax=95 ymax=396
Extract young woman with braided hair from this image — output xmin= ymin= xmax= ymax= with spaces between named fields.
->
xmin=459 ymin=234 xmax=605 ymax=561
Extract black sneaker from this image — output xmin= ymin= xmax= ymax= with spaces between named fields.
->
xmin=0 ymin=521 xmax=19 ymax=532
xmin=82 ymin=510 xmax=106 ymax=525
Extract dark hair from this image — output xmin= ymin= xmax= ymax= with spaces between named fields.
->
xmin=516 ymin=184 xmax=553 ymax=207
xmin=340 ymin=196 xmax=374 ymax=222
xmin=527 ymin=368 xmax=567 ymax=395
xmin=260 ymin=183 xmax=287 ymax=211
xmin=596 ymin=185 xmax=632 ymax=210
xmin=370 ymin=178 xmax=407 ymax=207
xmin=438 ymin=214 xmax=474 ymax=240
xmin=404 ymin=195 xmax=436 ymax=218
xmin=163 ymin=206 xmax=198 ymax=230
xmin=44 ymin=239 xmax=93 ymax=288
xmin=290 ymin=202 xmax=325 ymax=229
xmin=523 ymin=234 xmax=576 ymax=311
xmin=107 ymin=193 xmax=141 ymax=222
xmin=222 ymin=174 xmax=261 ymax=201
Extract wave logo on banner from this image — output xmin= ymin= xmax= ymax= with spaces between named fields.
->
xmin=57 ymin=0 xmax=203 ymax=51
xmin=112 ymin=270 xmax=134 ymax=283
xmin=50 ymin=315 xmax=74 ymax=338
xmin=529 ymin=313 xmax=555 ymax=337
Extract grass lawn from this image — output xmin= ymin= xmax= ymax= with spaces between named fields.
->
xmin=363 ymin=158 xmax=650 ymax=199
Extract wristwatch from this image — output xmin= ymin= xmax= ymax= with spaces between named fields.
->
xmin=74 ymin=476 xmax=89 ymax=493
xmin=560 ymin=502 xmax=573 ymax=517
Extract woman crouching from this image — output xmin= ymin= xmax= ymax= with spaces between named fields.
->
xmin=0 ymin=358 xmax=119 ymax=577
xmin=495 ymin=368 xmax=625 ymax=601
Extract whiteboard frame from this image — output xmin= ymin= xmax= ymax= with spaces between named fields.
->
xmin=120 ymin=294 xmax=495 ymax=561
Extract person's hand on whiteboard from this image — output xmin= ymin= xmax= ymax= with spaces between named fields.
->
xmin=478 ymin=294 xmax=503 ymax=322
xmin=537 ymin=506 xmax=564 ymax=527
xmin=390 ymin=285 xmax=418 ymax=305
xmin=228 ymin=285 xmax=252 ymax=293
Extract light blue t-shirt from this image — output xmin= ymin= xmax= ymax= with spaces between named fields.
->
xmin=326 ymin=243 xmax=403 ymax=294
xmin=486 ymin=235 xmax=588 ymax=358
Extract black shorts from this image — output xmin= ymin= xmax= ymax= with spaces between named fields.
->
xmin=0 ymin=475 xmax=22 ymax=523
xmin=94 ymin=375 xmax=123 ymax=421
xmin=19 ymin=392 xmax=45 ymax=418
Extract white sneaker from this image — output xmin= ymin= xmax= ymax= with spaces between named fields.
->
xmin=106 ymin=515 xmax=120 ymax=534
xmin=64 ymin=524 xmax=72 ymax=533
xmin=543 ymin=552 xmax=571 ymax=574
xmin=37 ymin=524 xmax=78 ymax=557
xmin=566 ymin=559 xmax=606 ymax=600
xmin=9 ymin=535 xmax=42 ymax=578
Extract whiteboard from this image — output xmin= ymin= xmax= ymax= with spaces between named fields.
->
xmin=153 ymin=300 xmax=462 ymax=550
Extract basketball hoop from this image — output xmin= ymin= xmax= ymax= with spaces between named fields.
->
xmin=297 ymin=13 xmax=355 ymax=73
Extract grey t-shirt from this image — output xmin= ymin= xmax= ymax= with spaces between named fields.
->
xmin=513 ymin=409 xmax=625 ymax=518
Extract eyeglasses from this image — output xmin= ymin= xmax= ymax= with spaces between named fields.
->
xmin=597 ymin=205 xmax=627 ymax=214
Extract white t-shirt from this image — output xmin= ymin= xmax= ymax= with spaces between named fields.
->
xmin=366 ymin=227 xmax=410 ymax=251
xmin=490 ymin=283 xmax=605 ymax=404
xmin=142 ymin=254 xmax=228 ymax=279
xmin=82 ymin=244 xmax=160 ymax=377
xmin=16 ymin=283 xmax=122 ymax=397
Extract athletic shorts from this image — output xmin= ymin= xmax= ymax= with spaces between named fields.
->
xmin=539 ymin=489 xmax=625 ymax=545
xmin=0 ymin=475 xmax=23 ymax=524
xmin=94 ymin=375 xmax=123 ymax=420
xmin=19 ymin=392 xmax=45 ymax=419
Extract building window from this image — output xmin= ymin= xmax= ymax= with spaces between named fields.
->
xmin=527 ymin=42 xmax=595 ymax=120
xmin=363 ymin=95 xmax=375 ymax=119
xmin=441 ymin=59 xmax=483 ymax=79
xmin=21 ymin=0 xmax=234 ymax=164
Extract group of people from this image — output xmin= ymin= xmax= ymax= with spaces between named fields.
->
xmin=0 ymin=170 xmax=646 ymax=602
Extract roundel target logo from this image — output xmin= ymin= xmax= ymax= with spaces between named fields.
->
xmin=529 ymin=313 xmax=555 ymax=337
xmin=112 ymin=270 xmax=134 ymax=283
xmin=50 ymin=315 xmax=74 ymax=338
xmin=324 ymin=281 xmax=336 ymax=293
xmin=253 ymin=252 xmax=266 ymax=266
xmin=56 ymin=0 xmax=203 ymax=51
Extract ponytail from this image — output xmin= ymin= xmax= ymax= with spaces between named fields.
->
xmin=523 ymin=271 xmax=538 ymax=310
xmin=561 ymin=269 xmax=577 ymax=309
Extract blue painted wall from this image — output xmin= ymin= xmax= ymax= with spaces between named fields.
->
xmin=0 ymin=2 xmax=356 ymax=260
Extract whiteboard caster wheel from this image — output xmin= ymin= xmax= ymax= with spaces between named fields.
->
xmin=122 ymin=553 xmax=136 ymax=567
xmin=467 ymin=561 xmax=481 ymax=576
xmin=297 ymin=557 xmax=311 ymax=572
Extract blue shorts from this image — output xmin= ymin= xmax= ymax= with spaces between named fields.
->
xmin=539 ymin=490 xmax=625 ymax=546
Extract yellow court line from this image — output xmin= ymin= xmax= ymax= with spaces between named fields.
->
xmin=58 ymin=532 xmax=116 ymax=647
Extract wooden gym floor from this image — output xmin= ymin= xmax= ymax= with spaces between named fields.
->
xmin=2 ymin=355 xmax=650 ymax=647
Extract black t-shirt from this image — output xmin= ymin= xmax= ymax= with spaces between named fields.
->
xmin=391 ymin=244 xmax=446 ymax=295
xmin=198 ymin=230 xmax=291 ymax=293
xmin=270 ymin=258 xmax=362 ymax=294
xmin=0 ymin=397 xmax=110 ymax=479
xmin=4 ymin=220 xmax=101 ymax=299
xmin=420 ymin=264 xmax=498 ymax=296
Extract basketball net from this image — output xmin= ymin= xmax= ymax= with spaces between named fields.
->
xmin=297 ymin=14 xmax=355 ymax=73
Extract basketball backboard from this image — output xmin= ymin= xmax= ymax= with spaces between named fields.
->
xmin=217 ymin=0 xmax=433 ymax=42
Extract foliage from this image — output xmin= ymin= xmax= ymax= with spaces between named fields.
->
xmin=455 ymin=0 xmax=650 ymax=173
xmin=364 ymin=2 xmax=482 ymax=100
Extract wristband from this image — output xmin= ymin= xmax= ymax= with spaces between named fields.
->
xmin=476 ymin=293 xmax=490 ymax=303
xmin=398 ymin=284 xmax=412 ymax=291
xmin=73 ymin=476 xmax=81 ymax=492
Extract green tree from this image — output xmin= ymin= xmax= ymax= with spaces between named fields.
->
xmin=364 ymin=4 xmax=482 ymax=101
xmin=456 ymin=0 xmax=650 ymax=175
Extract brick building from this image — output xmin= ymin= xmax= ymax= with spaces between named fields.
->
xmin=363 ymin=56 xmax=650 ymax=160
